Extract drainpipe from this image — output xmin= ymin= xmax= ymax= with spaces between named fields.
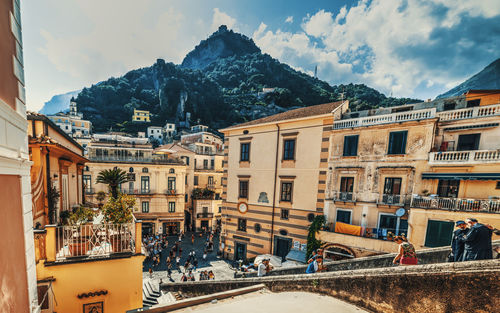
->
xmin=269 ymin=124 xmax=280 ymax=254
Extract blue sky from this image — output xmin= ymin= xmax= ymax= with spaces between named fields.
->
xmin=22 ymin=0 xmax=500 ymax=111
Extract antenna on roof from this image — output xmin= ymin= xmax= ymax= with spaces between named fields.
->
xmin=314 ymin=65 xmax=318 ymax=78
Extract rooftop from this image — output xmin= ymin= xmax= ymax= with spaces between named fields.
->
xmin=221 ymin=101 xmax=346 ymax=130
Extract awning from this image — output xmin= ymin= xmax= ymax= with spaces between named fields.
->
xmin=422 ymin=172 xmax=500 ymax=180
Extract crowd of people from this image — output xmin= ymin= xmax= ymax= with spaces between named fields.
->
xmin=144 ymin=229 xmax=218 ymax=282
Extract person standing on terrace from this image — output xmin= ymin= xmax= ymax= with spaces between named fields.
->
xmin=393 ymin=236 xmax=418 ymax=265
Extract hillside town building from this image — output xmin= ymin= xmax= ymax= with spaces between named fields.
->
xmin=132 ymin=109 xmax=151 ymax=122
xmin=219 ymin=101 xmax=349 ymax=260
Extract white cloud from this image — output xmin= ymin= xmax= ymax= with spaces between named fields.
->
xmin=285 ymin=16 xmax=293 ymax=23
xmin=211 ymin=8 xmax=237 ymax=32
xmin=254 ymin=0 xmax=500 ymax=98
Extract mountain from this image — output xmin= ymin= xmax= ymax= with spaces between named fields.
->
xmin=67 ymin=26 xmax=420 ymax=133
xmin=437 ymin=58 xmax=500 ymax=99
xmin=39 ymin=89 xmax=81 ymax=115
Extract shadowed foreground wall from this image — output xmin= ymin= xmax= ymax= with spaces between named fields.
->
xmin=161 ymin=260 xmax=500 ymax=313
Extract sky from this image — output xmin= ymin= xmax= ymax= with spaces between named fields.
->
xmin=22 ymin=0 xmax=500 ymax=111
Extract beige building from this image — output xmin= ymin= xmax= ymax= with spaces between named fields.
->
xmin=320 ymin=91 xmax=500 ymax=258
xmin=47 ymin=100 xmax=92 ymax=138
xmin=84 ymin=134 xmax=187 ymax=235
xmin=220 ymin=101 xmax=348 ymax=261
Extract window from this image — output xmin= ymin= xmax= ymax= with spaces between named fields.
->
xmin=168 ymin=177 xmax=176 ymax=191
xmin=185 ymin=176 xmax=188 ymax=184
xmin=184 ymin=156 xmax=190 ymax=165
xmin=497 ymin=181 xmax=500 ymax=190
xmin=83 ymin=175 xmax=91 ymax=191
xmin=239 ymin=180 xmax=249 ymax=199
xmin=281 ymin=209 xmax=289 ymax=220
xmin=437 ymin=180 xmax=459 ymax=198
xmin=387 ymin=131 xmax=408 ymax=155
xmin=384 ymin=177 xmax=402 ymax=195
xmin=203 ymin=159 xmax=208 ymax=169
xmin=141 ymin=176 xmax=150 ymax=192
xmin=280 ymin=182 xmax=293 ymax=202
xmin=129 ymin=167 xmax=134 ymax=172
xmin=283 ymin=139 xmax=296 ymax=160
xmin=218 ymin=206 xmax=222 ymax=213
xmin=194 ymin=175 xmax=199 ymax=186
xmin=336 ymin=209 xmax=351 ymax=224
xmin=378 ymin=214 xmax=397 ymax=233
xmin=443 ymin=102 xmax=456 ymax=111
xmin=208 ymin=176 xmax=214 ymax=185
xmin=457 ymin=134 xmax=480 ymax=151
xmin=425 ymin=220 xmax=454 ymax=247
xmin=466 ymin=99 xmax=480 ymax=107
xmin=240 ymin=143 xmax=250 ymax=161
xmin=211 ymin=159 xmax=215 ymax=169
xmin=168 ymin=202 xmax=176 ymax=213
xmin=343 ymin=135 xmax=359 ymax=157
xmin=141 ymin=201 xmax=149 ymax=213
xmin=238 ymin=218 xmax=247 ymax=232
xmin=169 ymin=168 xmax=175 ymax=174
xmin=142 ymin=167 xmax=149 ymax=173
xmin=254 ymin=223 xmax=261 ymax=233
xmin=340 ymin=177 xmax=354 ymax=193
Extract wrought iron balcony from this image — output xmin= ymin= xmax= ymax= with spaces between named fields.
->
xmin=165 ymin=189 xmax=178 ymax=196
xmin=121 ymin=189 xmax=154 ymax=195
xmin=411 ymin=195 xmax=500 ymax=213
xmin=377 ymin=194 xmax=410 ymax=206
xmin=429 ymin=150 xmax=500 ymax=165
xmin=332 ymin=191 xmax=356 ymax=202
xmin=197 ymin=212 xmax=214 ymax=218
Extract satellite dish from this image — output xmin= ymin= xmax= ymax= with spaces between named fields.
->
xmin=396 ymin=208 xmax=406 ymax=217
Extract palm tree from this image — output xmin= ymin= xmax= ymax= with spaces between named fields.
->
xmin=96 ymin=168 xmax=128 ymax=199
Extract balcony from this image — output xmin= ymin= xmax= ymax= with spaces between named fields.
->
xmin=197 ymin=212 xmax=214 ymax=219
xmin=436 ymin=103 xmax=500 ymax=121
xmin=207 ymin=183 xmax=216 ymax=190
xmin=377 ymin=194 xmax=410 ymax=206
xmin=332 ymin=191 xmax=356 ymax=202
xmin=333 ymin=108 xmax=435 ymax=130
xmin=429 ymin=150 xmax=500 ymax=165
xmin=89 ymin=156 xmax=183 ymax=165
xmin=84 ymin=188 xmax=95 ymax=195
xmin=165 ymin=189 xmax=179 ymax=196
xmin=122 ymin=189 xmax=154 ymax=195
xmin=34 ymin=223 xmax=142 ymax=262
xmin=411 ymin=195 xmax=500 ymax=213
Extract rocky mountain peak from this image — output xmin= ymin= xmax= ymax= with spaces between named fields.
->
xmin=181 ymin=25 xmax=261 ymax=70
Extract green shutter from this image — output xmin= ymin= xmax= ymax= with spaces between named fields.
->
xmin=425 ymin=220 xmax=454 ymax=247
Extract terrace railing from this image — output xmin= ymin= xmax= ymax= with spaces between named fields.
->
xmin=411 ymin=195 xmax=500 ymax=213
xmin=436 ymin=103 xmax=500 ymax=121
xmin=333 ymin=108 xmax=435 ymax=130
xmin=429 ymin=150 xmax=500 ymax=164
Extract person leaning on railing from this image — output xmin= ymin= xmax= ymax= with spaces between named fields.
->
xmin=392 ymin=235 xmax=418 ymax=265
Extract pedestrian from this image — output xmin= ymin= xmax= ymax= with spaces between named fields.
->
xmin=148 ymin=267 xmax=153 ymax=278
xmin=307 ymin=250 xmax=318 ymax=264
xmin=462 ymin=218 xmax=493 ymax=261
xmin=450 ymin=220 xmax=468 ymax=262
xmin=176 ymin=256 xmax=180 ymax=268
xmin=208 ymin=270 xmax=215 ymax=280
xmin=192 ymin=234 xmax=195 ymax=245
xmin=178 ymin=234 xmax=182 ymax=243
xmin=392 ymin=235 xmax=418 ymax=265
xmin=167 ymin=263 xmax=172 ymax=278
xmin=257 ymin=259 xmax=267 ymax=277
xmin=193 ymin=258 xmax=198 ymax=271
xmin=181 ymin=273 xmax=187 ymax=282
xmin=179 ymin=246 xmax=183 ymax=257
xmin=306 ymin=256 xmax=324 ymax=274
xmin=203 ymin=250 xmax=207 ymax=261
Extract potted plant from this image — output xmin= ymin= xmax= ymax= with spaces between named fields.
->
xmin=96 ymin=191 xmax=106 ymax=208
xmin=59 ymin=210 xmax=71 ymax=226
xmin=67 ymin=205 xmax=96 ymax=256
xmin=101 ymin=194 xmax=135 ymax=253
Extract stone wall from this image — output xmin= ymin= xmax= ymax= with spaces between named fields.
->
xmin=161 ymin=259 xmax=500 ymax=313
xmin=235 ymin=240 xmax=500 ymax=278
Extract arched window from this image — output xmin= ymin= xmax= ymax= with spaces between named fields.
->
xmin=169 ymin=168 xmax=175 ymax=174
xmin=129 ymin=167 xmax=134 ymax=172
xmin=142 ymin=168 xmax=149 ymax=173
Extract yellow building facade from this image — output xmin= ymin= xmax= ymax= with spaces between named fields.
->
xmin=220 ymin=101 xmax=348 ymax=260
xmin=321 ymin=91 xmax=500 ymax=258
xmin=132 ymin=109 xmax=150 ymax=122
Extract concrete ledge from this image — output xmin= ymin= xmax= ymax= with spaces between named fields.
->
xmin=161 ymin=260 xmax=500 ymax=313
xmin=146 ymin=284 xmax=266 ymax=312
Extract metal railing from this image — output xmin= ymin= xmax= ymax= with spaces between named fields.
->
xmin=55 ymin=223 xmax=135 ymax=260
xmin=436 ymin=103 xmax=500 ymax=121
xmin=165 ymin=189 xmax=178 ymax=195
xmin=411 ymin=195 xmax=500 ymax=213
xmin=121 ymin=189 xmax=154 ymax=195
xmin=377 ymin=194 xmax=410 ymax=206
xmin=325 ymin=223 xmax=407 ymax=240
xmin=332 ymin=191 xmax=356 ymax=202
xmin=333 ymin=108 xmax=436 ymax=130
xmin=429 ymin=150 xmax=500 ymax=164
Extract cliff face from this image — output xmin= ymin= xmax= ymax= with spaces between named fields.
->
xmin=437 ymin=58 xmax=500 ymax=99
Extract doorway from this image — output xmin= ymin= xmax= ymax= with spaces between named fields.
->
xmin=234 ymin=242 xmax=247 ymax=261
xmin=274 ymin=236 xmax=292 ymax=260
xmin=200 ymin=220 xmax=209 ymax=231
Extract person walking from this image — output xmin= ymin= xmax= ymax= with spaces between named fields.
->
xmin=191 ymin=234 xmax=195 ymax=245
xmin=450 ymin=221 xmax=468 ymax=262
xmin=306 ymin=255 xmax=324 ymax=274
xmin=462 ymin=218 xmax=493 ymax=261
xmin=392 ymin=236 xmax=418 ymax=265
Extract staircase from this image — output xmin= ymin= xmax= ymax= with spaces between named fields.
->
xmin=142 ymin=279 xmax=161 ymax=307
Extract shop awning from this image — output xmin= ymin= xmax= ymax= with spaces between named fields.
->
xmin=422 ymin=173 xmax=500 ymax=180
